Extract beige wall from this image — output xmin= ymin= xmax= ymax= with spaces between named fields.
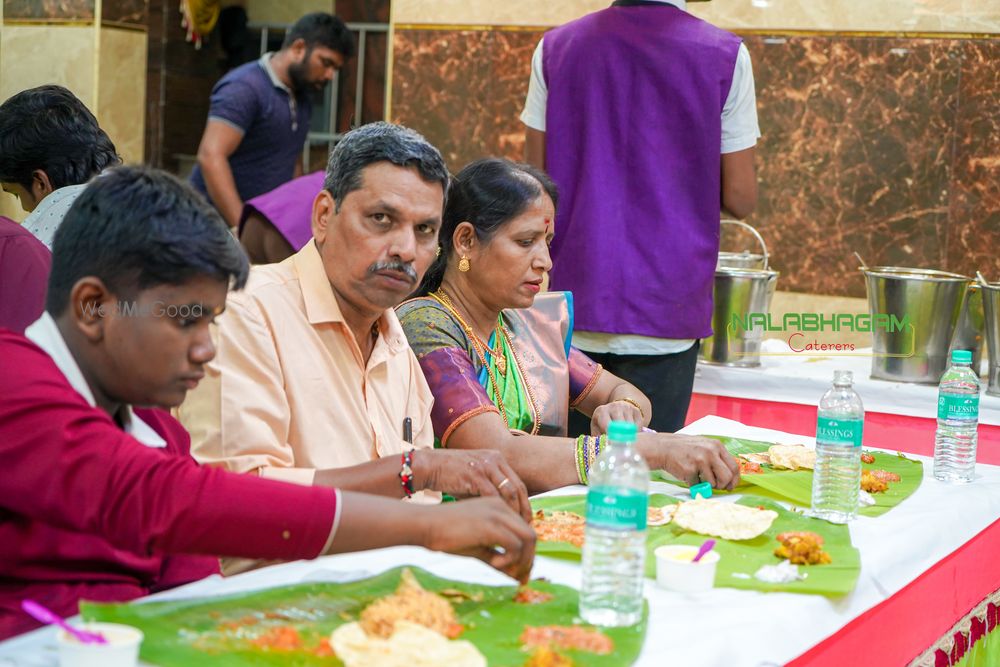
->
xmin=97 ymin=28 xmax=147 ymax=165
xmin=391 ymin=0 xmax=1000 ymax=33
xmin=0 ymin=21 xmax=147 ymax=219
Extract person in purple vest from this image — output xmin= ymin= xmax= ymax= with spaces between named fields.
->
xmin=521 ymin=0 xmax=760 ymax=433
xmin=238 ymin=170 xmax=324 ymax=264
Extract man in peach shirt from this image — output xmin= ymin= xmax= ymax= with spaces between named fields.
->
xmin=180 ymin=123 xmax=528 ymax=520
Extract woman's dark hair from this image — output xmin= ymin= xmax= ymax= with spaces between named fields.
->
xmin=0 ymin=85 xmax=120 ymax=192
xmin=417 ymin=157 xmax=558 ymax=295
xmin=283 ymin=12 xmax=356 ymax=59
xmin=46 ymin=166 xmax=249 ymax=315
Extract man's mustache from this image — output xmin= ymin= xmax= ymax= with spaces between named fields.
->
xmin=368 ymin=260 xmax=418 ymax=284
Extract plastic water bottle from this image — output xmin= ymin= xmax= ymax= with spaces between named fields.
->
xmin=933 ymin=349 xmax=981 ymax=483
xmin=580 ymin=420 xmax=648 ymax=627
xmin=810 ymin=370 xmax=864 ymax=523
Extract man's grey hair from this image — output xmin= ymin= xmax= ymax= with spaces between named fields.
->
xmin=324 ymin=122 xmax=450 ymax=211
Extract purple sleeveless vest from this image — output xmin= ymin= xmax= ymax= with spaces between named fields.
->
xmin=543 ymin=5 xmax=741 ymax=339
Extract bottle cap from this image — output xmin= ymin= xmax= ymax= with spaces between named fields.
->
xmin=833 ymin=370 xmax=853 ymax=385
xmin=607 ymin=420 xmax=638 ymax=443
xmin=690 ymin=482 xmax=713 ymax=500
xmin=952 ymin=349 xmax=973 ymax=363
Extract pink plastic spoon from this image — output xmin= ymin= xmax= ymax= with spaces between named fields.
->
xmin=21 ymin=600 xmax=107 ymax=645
xmin=692 ymin=539 xmax=716 ymax=563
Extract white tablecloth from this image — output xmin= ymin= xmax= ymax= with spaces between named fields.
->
xmin=4 ymin=416 xmax=1000 ymax=666
xmin=695 ymin=341 xmax=1000 ymax=426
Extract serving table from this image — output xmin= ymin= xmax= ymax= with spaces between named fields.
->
xmin=2 ymin=416 xmax=999 ymax=666
xmin=690 ymin=342 xmax=1000 ymax=461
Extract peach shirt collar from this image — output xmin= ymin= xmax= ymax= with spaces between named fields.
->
xmin=294 ymin=239 xmax=410 ymax=360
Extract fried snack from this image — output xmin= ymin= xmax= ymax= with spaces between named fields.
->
xmin=359 ymin=569 xmax=462 ymax=639
xmin=672 ymin=499 xmax=778 ymax=540
xmin=767 ymin=444 xmax=816 ymax=470
xmin=860 ymin=452 xmax=876 ymax=464
xmin=741 ymin=452 xmax=771 ymax=466
xmin=520 ymin=626 xmax=614 ymax=655
xmin=332 ymin=621 xmax=486 ymax=667
xmin=533 ymin=509 xmax=586 ymax=548
xmin=860 ymin=469 xmax=900 ymax=492
xmin=774 ymin=531 xmax=832 ymax=565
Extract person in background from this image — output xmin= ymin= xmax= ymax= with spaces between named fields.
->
xmin=398 ymin=158 xmax=740 ymax=494
xmin=0 ymin=165 xmax=535 ymax=640
xmin=239 ymin=170 xmax=324 ymax=264
xmin=190 ymin=12 xmax=355 ymax=229
xmin=521 ymin=0 xmax=760 ymax=433
xmin=0 ymin=216 xmax=50 ymax=334
xmin=0 ymin=85 xmax=120 ymax=249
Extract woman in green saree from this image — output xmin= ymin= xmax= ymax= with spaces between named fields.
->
xmin=397 ymin=158 xmax=739 ymax=494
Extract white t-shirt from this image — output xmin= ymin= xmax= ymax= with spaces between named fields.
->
xmin=520 ymin=0 xmax=761 ymax=356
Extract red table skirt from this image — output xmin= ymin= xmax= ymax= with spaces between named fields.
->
xmin=687 ymin=394 xmax=1000 ymax=465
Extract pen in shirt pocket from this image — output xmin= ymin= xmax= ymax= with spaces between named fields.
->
xmin=403 ymin=417 xmax=413 ymax=445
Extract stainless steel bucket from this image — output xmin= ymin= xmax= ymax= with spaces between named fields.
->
xmin=862 ymin=267 xmax=972 ymax=384
xmin=717 ymin=220 xmax=767 ymax=270
xmin=703 ymin=221 xmax=778 ymax=367
xmin=982 ymin=280 xmax=1000 ymax=397
xmin=948 ymin=283 xmax=985 ymax=371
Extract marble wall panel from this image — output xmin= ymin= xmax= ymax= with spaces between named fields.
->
xmin=391 ymin=0 xmax=1000 ymax=34
xmin=97 ymin=27 xmax=146 ymax=163
xmin=3 ymin=0 xmax=93 ymax=21
xmin=747 ymin=34 xmax=960 ymax=297
xmin=947 ymin=40 xmax=1000 ymax=280
xmin=102 ymin=0 xmax=147 ymax=27
xmin=391 ymin=29 xmax=543 ymax=171
xmin=245 ymin=0 xmax=331 ymax=26
xmin=390 ymin=29 xmax=999 ymax=297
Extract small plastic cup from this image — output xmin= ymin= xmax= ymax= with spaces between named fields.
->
xmin=57 ymin=622 xmax=143 ymax=667
xmin=654 ymin=544 xmax=720 ymax=593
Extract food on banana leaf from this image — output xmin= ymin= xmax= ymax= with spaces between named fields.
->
xmin=767 ymin=444 xmax=816 ymax=471
xmin=520 ymin=625 xmax=614 ymax=655
xmin=359 ymin=568 xmax=463 ymax=639
xmin=332 ymin=620 xmax=486 ymax=667
xmin=774 ymin=531 xmax=832 ymax=565
xmin=646 ymin=505 xmax=675 ymax=526
xmin=514 ymin=586 xmax=554 ymax=605
xmin=672 ymin=498 xmax=778 ymax=540
xmin=533 ymin=509 xmax=585 ymax=548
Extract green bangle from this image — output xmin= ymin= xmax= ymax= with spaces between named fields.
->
xmin=575 ymin=435 xmax=588 ymax=485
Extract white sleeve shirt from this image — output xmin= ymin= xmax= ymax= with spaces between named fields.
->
xmin=519 ymin=38 xmax=761 ymax=155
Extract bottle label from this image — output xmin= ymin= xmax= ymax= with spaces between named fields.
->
xmin=816 ymin=417 xmax=863 ymax=447
xmin=586 ymin=486 xmax=648 ymax=531
xmin=938 ymin=394 xmax=980 ymax=421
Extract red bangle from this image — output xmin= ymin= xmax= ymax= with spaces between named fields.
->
xmin=399 ymin=450 xmax=414 ymax=498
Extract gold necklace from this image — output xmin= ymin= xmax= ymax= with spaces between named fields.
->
xmin=429 ymin=290 xmax=539 ymax=434
xmin=432 ymin=290 xmax=507 ymax=375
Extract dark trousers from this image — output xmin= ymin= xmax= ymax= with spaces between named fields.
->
xmin=569 ymin=340 xmax=701 ymax=436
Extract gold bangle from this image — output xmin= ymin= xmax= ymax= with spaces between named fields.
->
xmin=614 ymin=397 xmax=645 ymax=420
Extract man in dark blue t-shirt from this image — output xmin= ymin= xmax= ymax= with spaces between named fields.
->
xmin=190 ymin=12 xmax=354 ymax=229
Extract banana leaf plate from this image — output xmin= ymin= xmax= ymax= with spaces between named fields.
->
xmin=651 ymin=435 xmax=923 ymax=517
xmin=532 ymin=494 xmax=860 ymax=596
xmin=82 ymin=566 xmax=647 ymax=666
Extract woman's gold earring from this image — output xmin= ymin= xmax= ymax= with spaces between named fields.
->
xmin=458 ymin=256 xmax=471 ymax=272
xmin=435 ymin=245 xmax=442 ymax=258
